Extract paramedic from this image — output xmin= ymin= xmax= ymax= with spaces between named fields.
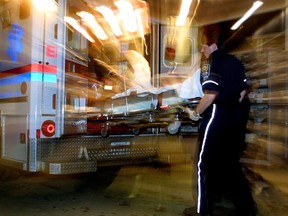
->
xmin=183 ymin=24 xmax=256 ymax=216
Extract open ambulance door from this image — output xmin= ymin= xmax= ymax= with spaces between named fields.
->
xmin=55 ymin=0 xmax=89 ymax=137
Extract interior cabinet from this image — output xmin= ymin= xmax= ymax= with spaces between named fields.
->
xmin=238 ymin=33 xmax=288 ymax=166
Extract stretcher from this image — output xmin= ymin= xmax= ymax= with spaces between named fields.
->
xmin=87 ymin=51 xmax=203 ymax=137
xmin=87 ymin=75 xmax=202 ymax=137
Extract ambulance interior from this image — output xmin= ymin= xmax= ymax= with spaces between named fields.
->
xmin=62 ymin=0 xmax=286 ymax=138
xmin=1 ymin=0 xmax=285 ymax=140
xmin=63 ymin=0 xmax=205 ymax=137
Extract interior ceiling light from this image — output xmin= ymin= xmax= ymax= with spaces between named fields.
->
xmin=77 ymin=11 xmax=108 ymax=40
xmin=176 ymin=0 xmax=192 ymax=26
xmin=231 ymin=1 xmax=263 ymax=30
xmin=64 ymin=16 xmax=95 ymax=43
xmin=96 ymin=6 xmax=123 ymax=37
xmin=114 ymin=0 xmax=138 ymax=32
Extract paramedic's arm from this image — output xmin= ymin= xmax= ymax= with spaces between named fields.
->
xmin=185 ymin=90 xmax=218 ymax=121
xmin=195 ymin=90 xmax=218 ymax=115
xmin=239 ymin=90 xmax=247 ymax=103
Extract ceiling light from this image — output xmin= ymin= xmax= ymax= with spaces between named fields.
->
xmin=176 ymin=0 xmax=192 ymax=26
xmin=64 ymin=16 xmax=95 ymax=43
xmin=114 ymin=0 xmax=138 ymax=32
xmin=96 ymin=6 xmax=123 ymax=37
xmin=231 ymin=1 xmax=263 ymax=30
xmin=77 ymin=11 xmax=108 ymax=40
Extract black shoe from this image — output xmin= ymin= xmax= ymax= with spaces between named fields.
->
xmin=214 ymin=206 xmax=235 ymax=216
xmin=183 ymin=206 xmax=215 ymax=216
xmin=183 ymin=207 xmax=199 ymax=216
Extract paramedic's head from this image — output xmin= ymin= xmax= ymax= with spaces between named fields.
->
xmin=200 ymin=24 xmax=225 ymax=58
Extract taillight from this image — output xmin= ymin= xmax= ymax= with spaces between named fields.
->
xmin=41 ymin=120 xmax=55 ymax=137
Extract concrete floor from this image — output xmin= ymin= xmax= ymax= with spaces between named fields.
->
xmin=0 ymin=135 xmax=288 ymax=216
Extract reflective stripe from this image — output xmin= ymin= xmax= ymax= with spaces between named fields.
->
xmin=0 ymin=64 xmax=57 ymax=78
xmin=0 ymin=73 xmax=56 ymax=99
xmin=197 ymin=104 xmax=217 ymax=213
xmin=0 ymin=73 xmax=56 ymax=86
xmin=31 ymin=73 xmax=57 ymax=82
xmin=202 ymin=80 xmax=219 ymax=86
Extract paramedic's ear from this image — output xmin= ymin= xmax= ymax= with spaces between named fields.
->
xmin=210 ymin=43 xmax=218 ymax=52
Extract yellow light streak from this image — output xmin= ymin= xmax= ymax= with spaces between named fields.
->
xmin=77 ymin=11 xmax=108 ymax=40
xmin=63 ymin=16 xmax=95 ymax=43
xmin=114 ymin=0 xmax=138 ymax=33
xmin=32 ymin=0 xmax=57 ymax=12
xmin=176 ymin=0 xmax=192 ymax=26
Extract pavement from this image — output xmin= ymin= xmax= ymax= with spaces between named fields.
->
xmin=190 ymin=164 xmax=288 ymax=216
xmin=1 ymin=134 xmax=288 ymax=216
xmin=182 ymin=164 xmax=288 ymax=216
xmin=248 ymin=165 xmax=288 ymax=216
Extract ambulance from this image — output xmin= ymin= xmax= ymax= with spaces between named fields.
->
xmin=0 ymin=0 xmax=201 ymax=175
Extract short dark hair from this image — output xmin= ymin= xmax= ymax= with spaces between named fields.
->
xmin=202 ymin=24 xmax=226 ymax=48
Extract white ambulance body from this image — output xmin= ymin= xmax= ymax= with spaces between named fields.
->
xmin=0 ymin=0 xmax=157 ymax=174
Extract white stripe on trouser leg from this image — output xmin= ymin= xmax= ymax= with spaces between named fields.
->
xmin=197 ymin=104 xmax=217 ymax=213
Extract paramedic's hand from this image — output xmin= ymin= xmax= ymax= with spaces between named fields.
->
xmin=185 ymin=107 xmax=201 ymax=121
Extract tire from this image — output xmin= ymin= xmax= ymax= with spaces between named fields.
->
xmin=100 ymin=126 xmax=109 ymax=137
xmin=132 ymin=128 xmax=140 ymax=135
xmin=167 ymin=122 xmax=180 ymax=135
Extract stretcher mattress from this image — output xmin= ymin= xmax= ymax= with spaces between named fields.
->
xmin=101 ymin=68 xmax=203 ymax=115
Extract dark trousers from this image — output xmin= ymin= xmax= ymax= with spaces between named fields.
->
xmin=197 ymin=104 xmax=255 ymax=216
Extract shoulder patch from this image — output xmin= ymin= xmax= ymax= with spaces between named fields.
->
xmin=201 ymin=63 xmax=210 ymax=80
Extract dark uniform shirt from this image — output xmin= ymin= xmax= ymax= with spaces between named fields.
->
xmin=201 ymin=49 xmax=248 ymax=108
